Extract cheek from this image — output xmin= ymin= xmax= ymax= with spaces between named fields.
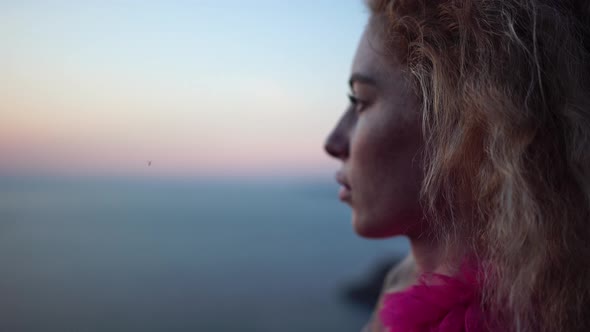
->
xmin=350 ymin=109 xmax=407 ymax=192
xmin=349 ymin=109 xmax=424 ymax=236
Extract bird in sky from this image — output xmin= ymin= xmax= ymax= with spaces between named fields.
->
xmin=147 ymin=160 xmax=152 ymax=167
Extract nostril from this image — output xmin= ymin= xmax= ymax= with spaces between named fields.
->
xmin=324 ymin=140 xmax=337 ymax=158
xmin=324 ymin=135 xmax=348 ymax=160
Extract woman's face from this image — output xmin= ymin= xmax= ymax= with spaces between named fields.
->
xmin=324 ymin=24 xmax=425 ymax=238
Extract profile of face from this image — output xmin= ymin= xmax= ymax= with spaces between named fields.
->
xmin=324 ymin=24 xmax=425 ymax=239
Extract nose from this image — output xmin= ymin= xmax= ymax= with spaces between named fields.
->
xmin=324 ymin=112 xmax=352 ymax=160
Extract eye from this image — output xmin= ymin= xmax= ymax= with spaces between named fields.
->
xmin=347 ymin=93 xmax=366 ymax=113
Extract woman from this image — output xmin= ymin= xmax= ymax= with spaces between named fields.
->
xmin=324 ymin=0 xmax=590 ymax=331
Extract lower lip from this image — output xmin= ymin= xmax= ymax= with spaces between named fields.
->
xmin=339 ymin=186 xmax=351 ymax=202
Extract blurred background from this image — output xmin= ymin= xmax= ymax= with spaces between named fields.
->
xmin=0 ymin=1 xmax=409 ymax=331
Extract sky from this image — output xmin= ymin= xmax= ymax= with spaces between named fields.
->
xmin=0 ymin=1 xmax=368 ymax=179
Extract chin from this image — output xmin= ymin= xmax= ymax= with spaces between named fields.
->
xmin=352 ymin=213 xmax=399 ymax=239
xmin=352 ymin=210 xmax=422 ymax=239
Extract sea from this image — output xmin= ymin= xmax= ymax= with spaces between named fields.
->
xmin=0 ymin=176 xmax=409 ymax=332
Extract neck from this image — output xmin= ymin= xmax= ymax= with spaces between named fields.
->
xmin=409 ymin=234 xmax=461 ymax=276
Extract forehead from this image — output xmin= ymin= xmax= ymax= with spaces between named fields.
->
xmin=351 ymin=24 xmax=393 ymax=81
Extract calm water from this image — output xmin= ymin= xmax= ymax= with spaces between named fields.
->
xmin=0 ymin=176 xmax=408 ymax=332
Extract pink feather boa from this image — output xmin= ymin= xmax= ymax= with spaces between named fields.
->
xmin=379 ymin=262 xmax=489 ymax=332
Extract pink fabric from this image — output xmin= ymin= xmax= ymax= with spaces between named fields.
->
xmin=379 ymin=263 xmax=488 ymax=332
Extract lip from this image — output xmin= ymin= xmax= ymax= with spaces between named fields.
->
xmin=338 ymin=186 xmax=351 ymax=202
xmin=335 ymin=171 xmax=352 ymax=202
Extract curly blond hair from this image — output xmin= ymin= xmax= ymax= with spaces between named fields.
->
xmin=366 ymin=0 xmax=590 ymax=331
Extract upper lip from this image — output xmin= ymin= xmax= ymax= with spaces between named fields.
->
xmin=336 ymin=171 xmax=351 ymax=190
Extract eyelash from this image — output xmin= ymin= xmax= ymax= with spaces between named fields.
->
xmin=347 ymin=93 xmax=366 ymax=112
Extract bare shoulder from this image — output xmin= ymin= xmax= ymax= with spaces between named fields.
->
xmin=382 ymin=252 xmax=417 ymax=293
xmin=361 ymin=253 xmax=417 ymax=332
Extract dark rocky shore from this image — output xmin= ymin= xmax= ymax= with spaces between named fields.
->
xmin=340 ymin=255 xmax=404 ymax=311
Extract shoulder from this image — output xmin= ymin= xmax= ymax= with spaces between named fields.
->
xmin=361 ymin=253 xmax=417 ymax=332
xmin=382 ymin=253 xmax=416 ymax=293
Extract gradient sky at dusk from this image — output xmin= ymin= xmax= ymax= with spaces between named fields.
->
xmin=1 ymin=1 xmax=368 ymax=178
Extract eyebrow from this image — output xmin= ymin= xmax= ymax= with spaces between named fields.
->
xmin=348 ymin=73 xmax=377 ymax=89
